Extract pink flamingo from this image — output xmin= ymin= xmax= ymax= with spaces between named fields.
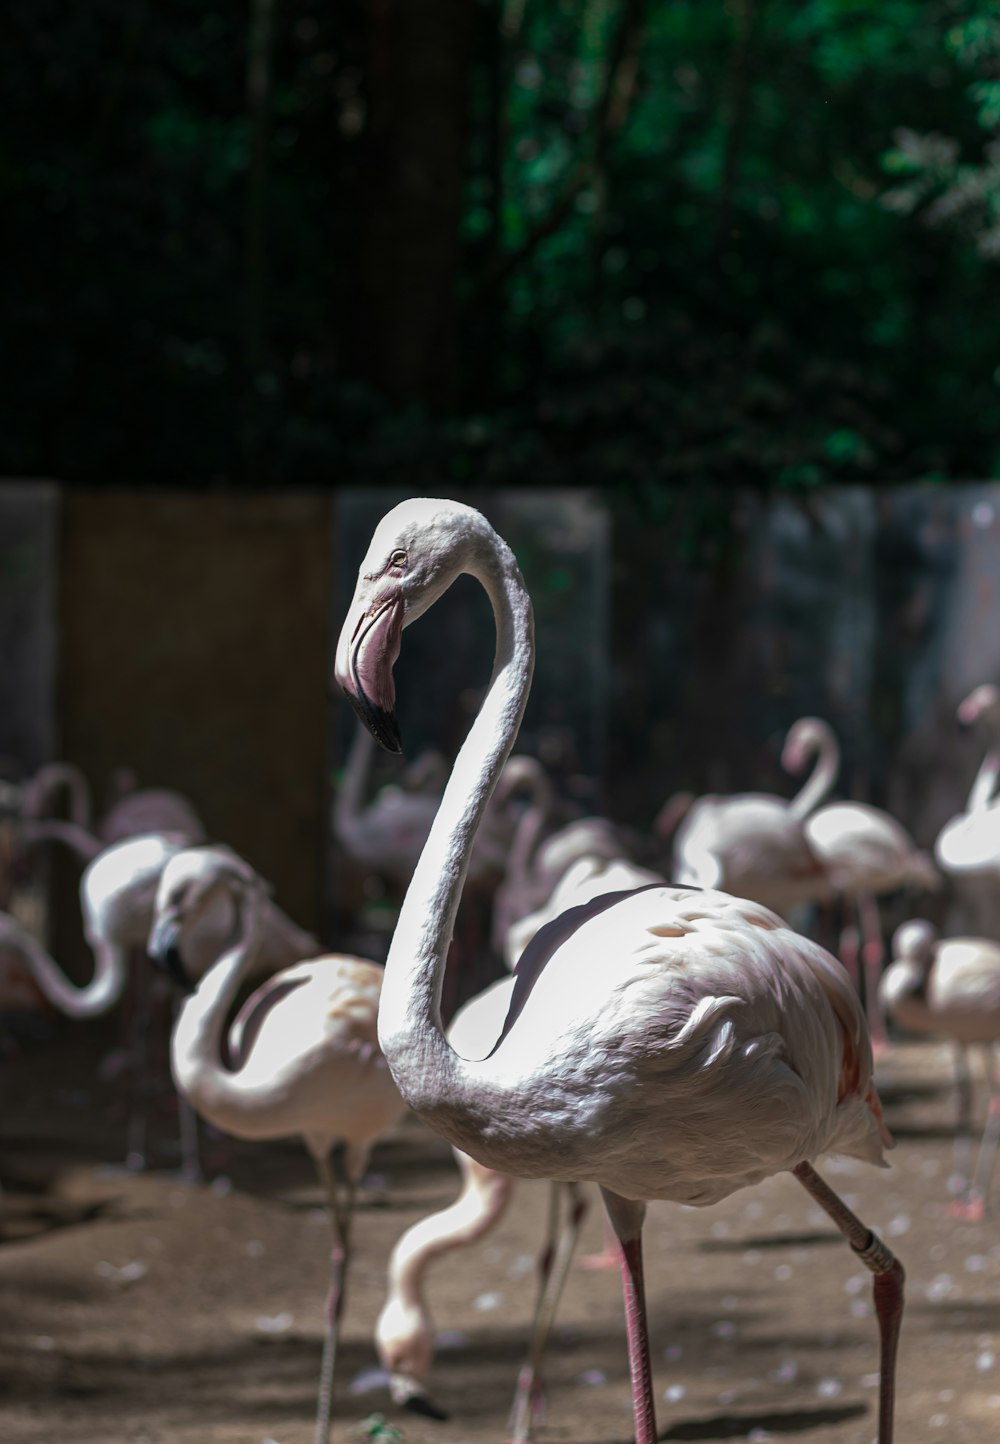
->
xmin=376 ymin=972 xmax=587 ymax=1441
xmin=336 ymin=497 xmax=906 ymax=1444
xmin=148 ymin=845 xmax=406 ymax=1444
xmin=935 ymin=683 xmax=1000 ymax=880
xmin=880 ymin=918 xmax=1000 ymax=1221
xmin=17 ymin=761 xmax=204 ymax=847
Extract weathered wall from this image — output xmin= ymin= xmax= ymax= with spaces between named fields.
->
xmin=58 ymin=492 xmax=333 ymax=936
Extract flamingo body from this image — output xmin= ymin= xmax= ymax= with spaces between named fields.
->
xmin=805 ymin=802 xmax=938 ymax=896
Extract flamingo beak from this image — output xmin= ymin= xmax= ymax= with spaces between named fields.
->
xmin=388 ymin=1372 xmax=449 ymax=1420
xmin=334 ymin=585 xmax=404 ymax=754
xmin=147 ymin=915 xmax=196 ymax=994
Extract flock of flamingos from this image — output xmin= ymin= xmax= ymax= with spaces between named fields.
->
xmin=1 ymin=496 xmax=1000 ymax=1444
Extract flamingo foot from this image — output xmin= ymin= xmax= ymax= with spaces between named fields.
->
xmin=579 ymin=1246 xmax=620 ymax=1271
xmin=948 ymin=1195 xmax=986 ymax=1223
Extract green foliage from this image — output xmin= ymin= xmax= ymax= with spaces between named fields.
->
xmin=1 ymin=0 xmax=998 ymax=486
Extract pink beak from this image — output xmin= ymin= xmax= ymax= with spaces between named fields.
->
xmin=334 ymin=588 xmax=405 ymax=753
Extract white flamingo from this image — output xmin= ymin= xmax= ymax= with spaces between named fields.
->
xmin=783 ymin=724 xmax=939 ymax=1047
xmin=669 ymin=716 xmax=836 ymax=912
xmin=147 ymin=844 xmax=406 ymax=1444
xmin=880 ymin=918 xmax=1000 ymax=1221
xmin=935 ymin=683 xmax=1000 ymax=880
xmin=376 ymin=972 xmax=587 ymax=1441
xmin=335 ymin=497 xmax=906 ymax=1444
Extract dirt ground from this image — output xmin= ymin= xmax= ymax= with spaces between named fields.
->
xmin=0 ymin=1021 xmax=997 ymax=1444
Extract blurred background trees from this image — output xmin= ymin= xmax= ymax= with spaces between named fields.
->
xmin=4 ymin=0 xmax=998 ymax=489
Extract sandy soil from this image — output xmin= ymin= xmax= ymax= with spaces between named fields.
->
xmin=0 ymin=1021 xmax=997 ymax=1444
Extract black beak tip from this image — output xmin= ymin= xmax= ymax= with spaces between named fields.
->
xmin=151 ymin=944 xmax=196 ymax=995
xmin=343 ymin=688 xmax=403 ymax=755
xmin=402 ymin=1394 xmax=450 ymax=1422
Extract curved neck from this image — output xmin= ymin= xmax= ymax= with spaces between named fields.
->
xmin=788 ymin=725 xmax=840 ymax=819
xmin=967 ymin=748 xmax=1000 ymax=813
xmin=33 ymin=763 xmax=93 ymax=829
xmin=378 ymin=539 xmax=534 ymax=1118
xmin=878 ymin=959 xmax=931 ymax=1035
xmin=22 ymin=817 xmax=102 ymax=862
xmin=171 ymin=892 xmax=265 ymax=1105
xmin=3 ymin=913 xmax=124 ymax=1017
xmin=333 ymin=726 xmax=375 ymax=835
xmin=503 ymin=760 xmax=554 ymax=883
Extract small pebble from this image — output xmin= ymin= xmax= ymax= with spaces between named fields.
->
xmin=861 ymin=1373 xmax=879 ymax=1388
xmin=770 ymin=1360 xmax=797 ymax=1384
xmin=977 ymin=1351 xmax=996 ymax=1372
xmin=255 ymin=1313 xmax=294 ymax=1334
xmin=844 ymin=1274 xmax=865 ymax=1295
xmin=887 ymin=1213 xmax=910 ymax=1237
xmin=577 ymin=1368 xmax=606 ymax=1387
xmin=472 ymin=1291 xmax=502 ymax=1312
xmin=817 ymin=1379 xmax=843 ymax=1399
xmin=929 ymin=1415 xmax=947 ymax=1428
xmin=663 ymin=1384 xmax=686 ymax=1404
xmin=774 ymin=1264 xmax=793 ymax=1281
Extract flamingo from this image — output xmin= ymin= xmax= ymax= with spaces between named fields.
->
xmin=669 ymin=716 xmax=836 ymax=913
xmin=490 ymin=755 xmax=630 ymax=962
xmin=880 ymin=918 xmax=1000 ymax=1221
xmin=335 ymin=497 xmax=906 ymax=1444
xmin=376 ymin=972 xmax=587 ymax=1441
xmin=783 ymin=724 xmax=939 ymax=1047
xmin=16 ymin=760 xmax=205 ymax=847
xmin=147 ymin=844 xmax=406 ymax=1444
xmin=935 ymin=683 xmax=1000 ymax=880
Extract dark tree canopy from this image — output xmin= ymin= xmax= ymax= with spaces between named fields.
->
xmin=3 ymin=0 xmax=998 ymax=488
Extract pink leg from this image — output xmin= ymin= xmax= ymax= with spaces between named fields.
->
xmin=858 ymin=894 xmax=888 ymax=1053
xmin=839 ymin=919 xmax=861 ymax=992
xmin=951 ymin=1051 xmax=1000 ymax=1222
xmin=314 ymin=1148 xmax=355 ymax=1444
xmin=794 ymin=1162 xmax=904 ymax=1444
xmin=580 ymin=1215 xmax=621 ymax=1271
xmin=508 ymin=1183 xmax=588 ymax=1444
xmin=601 ymin=1188 xmax=657 ymax=1444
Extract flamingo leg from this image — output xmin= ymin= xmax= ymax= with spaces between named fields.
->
xmin=313 ymin=1145 xmax=357 ymax=1444
xmin=949 ymin=1043 xmax=974 ymax=1196
xmin=838 ymin=916 xmax=861 ymax=994
xmin=509 ymin=1183 xmax=588 ymax=1444
xmin=793 ymin=1162 xmax=904 ymax=1444
xmin=125 ymin=948 xmax=152 ymax=1171
xmin=857 ymin=894 xmax=888 ymax=1051
xmin=600 ymin=1188 xmax=656 ymax=1444
xmin=953 ymin=1044 xmax=1000 ymax=1222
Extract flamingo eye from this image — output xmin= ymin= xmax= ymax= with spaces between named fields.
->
xmin=390 ymin=550 xmax=407 ymax=570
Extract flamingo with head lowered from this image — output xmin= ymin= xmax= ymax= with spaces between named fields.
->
xmin=935 ymin=683 xmax=1000 ymax=881
xmin=336 ymin=497 xmax=906 ymax=1444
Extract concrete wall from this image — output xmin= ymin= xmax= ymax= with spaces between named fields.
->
xmin=58 ymin=492 xmax=333 ymax=935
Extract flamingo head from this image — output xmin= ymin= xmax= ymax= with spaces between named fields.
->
xmin=957 ymin=683 xmax=1000 ymax=730
xmin=373 ymin=1294 xmax=449 ymax=1420
xmin=890 ymin=917 xmax=937 ymax=969
xmin=335 ymin=498 xmax=511 ymax=756
xmin=780 ymin=716 xmax=832 ymax=774
xmin=148 ymin=845 xmax=266 ymax=990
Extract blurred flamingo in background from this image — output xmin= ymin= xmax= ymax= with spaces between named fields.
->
xmin=935 ymin=683 xmax=1000 ymax=881
xmin=881 ymin=919 xmax=1000 ymax=1220
xmin=148 ymin=845 xmax=405 ymax=1444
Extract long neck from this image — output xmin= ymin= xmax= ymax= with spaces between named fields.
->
xmin=967 ymin=747 xmax=1000 ymax=813
xmin=35 ymin=763 xmax=93 ymax=828
xmin=504 ymin=760 xmax=554 ymax=883
xmin=171 ymin=893 xmax=266 ymax=1107
xmin=256 ymin=898 xmax=318 ymax=972
xmin=878 ymin=959 xmax=932 ymax=1035
xmin=788 ymin=724 xmax=840 ymax=819
xmin=334 ymin=726 xmax=375 ymax=833
xmin=3 ymin=913 xmax=124 ymax=1017
xmin=377 ymin=542 xmax=534 ymax=1117
xmin=22 ymin=817 xmax=102 ymax=862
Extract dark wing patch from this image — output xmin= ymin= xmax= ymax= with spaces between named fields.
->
xmin=228 ymin=974 xmax=311 ymax=1070
xmin=490 ymin=882 xmax=665 ymax=1056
